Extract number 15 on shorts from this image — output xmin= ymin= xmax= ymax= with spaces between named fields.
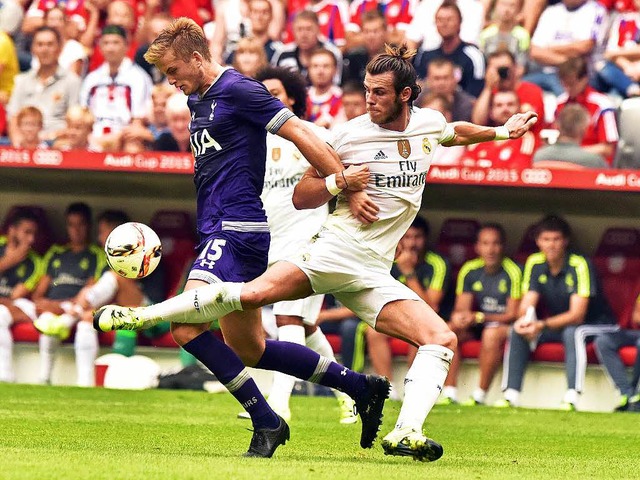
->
xmin=197 ymin=239 xmax=227 ymax=269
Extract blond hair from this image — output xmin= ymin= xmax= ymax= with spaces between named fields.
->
xmin=65 ymin=105 xmax=94 ymax=126
xmin=144 ymin=17 xmax=211 ymax=65
xmin=232 ymin=37 xmax=268 ymax=75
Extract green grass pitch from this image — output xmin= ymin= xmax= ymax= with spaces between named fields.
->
xmin=2 ymin=384 xmax=638 ymax=480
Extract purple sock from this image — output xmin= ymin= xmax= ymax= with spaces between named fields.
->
xmin=256 ymin=339 xmax=367 ymax=398
xmin=182 ymin=331 xmax=279 ymax=429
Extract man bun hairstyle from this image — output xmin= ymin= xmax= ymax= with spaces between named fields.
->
xmin=366 ymin=44 xmax=421 ymax=106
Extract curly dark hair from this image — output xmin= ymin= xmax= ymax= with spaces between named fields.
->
xmin=255 ymin=66 xmax=308 ymax=118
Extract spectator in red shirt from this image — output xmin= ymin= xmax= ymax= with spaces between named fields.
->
xmin=556 ymin=56 xmax=619 ymax=164
xmin=282 ymin=0 xmax=349 ymax=47
xmin=472 ymin=50 xmax=546 ymax=135
xmin=462 ymin=90 xmax=538 ymax=169
xmin=306 ymin=48 xmax=342 ymax=128
xmin=346 ymin=0 xmax=416 ymax=49
xmin=84 ymin=0 xmax=139 ymax=72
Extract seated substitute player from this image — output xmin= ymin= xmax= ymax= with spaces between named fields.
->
xmin=0 ymin=209 xmax=42 ymax=383
xmin=497 ymin=215 xmax=618 ymax=410
xmin=239 ymin=65 xmax=356 ymax=424
xmin=95 ymin=43 xmax=538 ymax=461
xmin=366 ymin=216 xmax=451 ymax=401
xmin=594 ymin=291 xmax=640 ymax=412
xmin=442 ymin=223 xmax=521 ymax=406
xmin=33 ymin=202 xmax=106 ymax=386
xmin=94 ymin=17 xmax=386 ymax=460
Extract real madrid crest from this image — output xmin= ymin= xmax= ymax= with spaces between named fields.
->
xmin=272 ymin=147 xmax=281 ymax=161
xmin=397 ymin=139 xmax=411 ymax=159
xmin=422 ymin=138 xmax=431 ymax=154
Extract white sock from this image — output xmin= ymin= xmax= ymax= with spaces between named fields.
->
xmin=140 ymin=282 xmax=243 ymax=325
xmin=503 ymin=388 xmax=520 ymax=406
xmin=85 ymin=271 xmax=119 ymax=308
xmin=59 ymin=313 xmax=78 ymax=329
xmin=268 ymin=324 xmax=305 ymax=410
xmin=563 ymin=389 xmax=579 ymax=405
xmin=472 ymin=388 xmax=487 ymax=404
xmin=305 ymin=328 xmax=352 ymax=404
xmin=442 ymin=385 xmax=457 ymax=401
xmin=394 ymin=344 xmax=453 ymax=432
xmin=0 ymin=306 xmax=15 ymax=382
xmin=39 ymin=334 xmax=61 ymax=384
xmin=74 ymin=322 xmax=98 ymax=387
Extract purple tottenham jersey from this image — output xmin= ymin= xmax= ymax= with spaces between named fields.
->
xmin=188 ymin=68 xmax=294 ymax=245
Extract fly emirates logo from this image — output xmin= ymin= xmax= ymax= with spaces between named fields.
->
xmin=372 ymin=159 xmax=427 ymax=188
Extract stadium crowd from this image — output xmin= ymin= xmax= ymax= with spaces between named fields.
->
xmin=0 ymin=0 xmax=639 ymax=412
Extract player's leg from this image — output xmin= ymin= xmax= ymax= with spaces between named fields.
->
xmin=441 ymin=326 xmax=475 ymax=405
xmin=93 ymin=260 xmax=314 ymax=331
xmin=497 ymin=326 xmax=537 ymax=407
xmin=74 ymin=314 xmax=99 ymax=387
xmin=370 ymin=298 xmax=455 ymax=462
xmin=594 ymin=330 xmax=638 ymax=410
xmin=365 ymin=327 xmax=404 ymax=401
xmin=0 ymin=300 xmax=36 ymax=382
xmin=471 ymin=324 xmax=509 ymax=405
xmin=561 ymin=325 xmax=580 ymax=410
xmin=303 ymin=322 xmax=358 ymax=425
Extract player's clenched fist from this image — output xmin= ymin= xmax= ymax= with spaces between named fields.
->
xmin=337 ymin=164 xmax=370 ymax=191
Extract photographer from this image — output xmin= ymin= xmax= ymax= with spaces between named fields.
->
xmin=472 ymin=50 xmax=546 ymax=135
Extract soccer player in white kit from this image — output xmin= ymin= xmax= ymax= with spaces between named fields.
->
xmin=244 ymin=65 xmax=356 ymax=423
xmin=96 ymin=44 xmax=537 ymax=461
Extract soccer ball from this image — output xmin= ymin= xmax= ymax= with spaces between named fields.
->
xmin=105 ymin=222 xmax=162 ymax=279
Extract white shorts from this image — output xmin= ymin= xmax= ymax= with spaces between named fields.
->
xmin=285 ymin=227 xmax=421 ymax=328
xmin=272 ymin=294 xmax=325 ymax=326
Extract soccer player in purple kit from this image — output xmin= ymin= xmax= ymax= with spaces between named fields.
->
xmin=124 ymin=17 xmax=385 ymax=459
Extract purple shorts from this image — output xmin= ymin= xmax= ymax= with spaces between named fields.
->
xmin=188 ymin=231 xmax=270 ymax=284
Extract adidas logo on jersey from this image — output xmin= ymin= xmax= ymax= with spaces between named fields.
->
xmin=374 ymin=150 xmax=388 ymax=160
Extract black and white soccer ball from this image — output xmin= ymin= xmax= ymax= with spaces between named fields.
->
xmin=105 ymin=222 xmax=162 ymax=279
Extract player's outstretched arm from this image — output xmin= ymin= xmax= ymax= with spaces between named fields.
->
xmin=441 ymin=111 xmax=538 ymax=147
xmin=293 ymin=165 xmax=370 ymax=210
xmin=277 ymin=116 xmax=344 ymax=176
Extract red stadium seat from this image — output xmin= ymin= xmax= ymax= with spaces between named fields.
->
xmin=150 ymin=210 xmax=197 ymax=299
xmin=460 ymin=340 xmax=481 ymax=359
xmin=620 ymin=346 xmax=637 ymax=367
xmin=1 ymin=205 xmax=55 ymax=255
xmin=326 ymin=333 xmax=341 ymax=354
xmin=11 ymin=321 xmax=40 ymax=342
xmin=593 ymin=228 xmax=640 ymax=328
xmin=436 ymin=218 xmax=480 ymax=274
xmin=389 ymin=337 xmax=410 ymax=356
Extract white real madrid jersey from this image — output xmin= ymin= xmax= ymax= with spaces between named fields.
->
xmin=325 ymin=108 xmax=454 ymax=263
xmin=261 ymin=120 xmax=332 ymax=263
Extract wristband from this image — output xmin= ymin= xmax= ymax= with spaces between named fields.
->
xmin=325 ymin=173 xmax=343 ymax=196
xmin=404 ymin=271 xmax=417 ymax=280
xmin=494 ymin=126 xmax=510 ymax=141
xmin=475 ymin=312 xmax=485 ymax=324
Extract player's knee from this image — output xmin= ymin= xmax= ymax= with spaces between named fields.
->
xmin=430 ymin=329 xmax=457 ymax=351
xmin=241 ymin=283 xmax=272 ymax=309
xmin=170 ymin=323 xmax=208 ymax=346
xmin=226 ymin=339 xmax=264 ymax=367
